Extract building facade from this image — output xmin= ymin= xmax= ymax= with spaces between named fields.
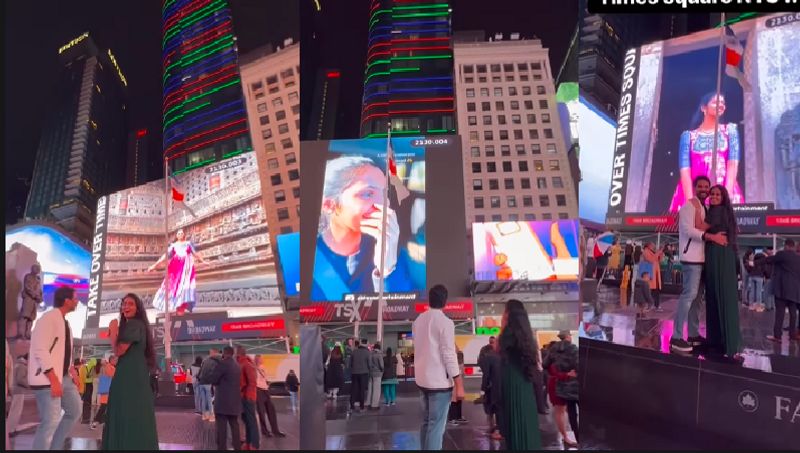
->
xmin=454 ymin=36 xmax=579 ymax=228
xmin=239 ymin=40 xmax=300 ymax=250
xmin=162 ymin=0 xmax=252 ymax=174
xmin=360 ymin=0 xmax=456 ymax=138
xmin=25 ymin=33 xmax=128 ymax=244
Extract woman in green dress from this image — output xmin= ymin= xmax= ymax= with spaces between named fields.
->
xmin=102 ymin=293 xmax=159 ymax=450
xmin=694 ymin=185 xmax=743 ymax=363
xmin=498 ymin=299 xmax=542 ymax=450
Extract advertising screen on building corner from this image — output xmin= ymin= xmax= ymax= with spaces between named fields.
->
xmin=605 ymin=13 xmax=800 ymax=233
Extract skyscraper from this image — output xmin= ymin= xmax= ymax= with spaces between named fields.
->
xmin=25 ymin=32 xmax=128 ymax=244
xmin=126 ymin=128 xmax=150 ymax=188
xmin=360 ymin=0 xmax=456 ymax=138
xmin=162 ymin=0 xmax=252 ymax=174
xmin=305 ymin=68 xmax=341 ymax=140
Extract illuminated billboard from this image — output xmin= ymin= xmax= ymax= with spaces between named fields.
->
xmin=6 ymin=224 xmax=91 ymax=338
xmin=275 ymin=232 xmax=300 ymax=297
xmin=300 ymin=137 xmax=469 ymax=322
xmin=472 ymin=220 xmax=581 ymax=282
xmin=605 ymin=14 xmax=800 ymax=232
xmin=576 ymin=98 xmax=616 ymax=224
xmin=96 ymin=153 xmax=281 ymax=327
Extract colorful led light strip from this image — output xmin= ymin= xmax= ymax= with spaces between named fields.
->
xmin=163 ymin=99 xmax=242 ymax=135
xmin=163 ymin=67 xmax=236 ymax=109
xmin=165 ymin=106 xmax=245 ymax=140
xmin=163 ymin=0 xmax=213 ymax=31
xmin=164 ymin=78 xmax=240 ymax=120
xmin=162 ymin=0 xmax=226 ymax=47
xmin=169 ymin=128 xmax=249 ymax=159
xmin=163 ymin=52 xmax=235 ymax=93
xmin=392 ymin=3 xmax=450 ymax=10
xmin=392 ymin=12 xmax=450 ymax=19
xmin=163 ymin=63 xmax=236 ymax=106
xmin=162 ymin=101 xmax=213 ymax=129
xmin=164 ymin=118 xmax=246 ymax=155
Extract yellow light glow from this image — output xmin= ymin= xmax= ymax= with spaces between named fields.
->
xmin=314 ymin=0 xmax=321 ymax=11
xmin=107 ymin=49 xmax=128 ymax=87
xmin=59 ymin=32 xmax=90 ymax=54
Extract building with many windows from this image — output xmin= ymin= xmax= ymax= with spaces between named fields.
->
xmin=454 ymin=34 xmax=579 ymax=228
xmin=239 ymin=39 xmax=300 ymax=252
xmin=25 ymin=32 xmax=128 ymax=244
xmin=126 ymin=128 xmax=151 ymax=188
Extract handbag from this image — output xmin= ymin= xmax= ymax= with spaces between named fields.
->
xmin=555 ymin=378 xmax=579 ymax=402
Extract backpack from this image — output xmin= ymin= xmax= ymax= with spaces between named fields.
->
xmin=197 ymin=356 xmax=220 ymax=385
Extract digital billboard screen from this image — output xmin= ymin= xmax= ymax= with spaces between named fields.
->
xmin=605 ymin=14 xmax=800 ymax=232
xmin=300 ymin=136 xmax=469 ymax=322
xmin=275 ymin=232 xmax=299 ymax=297
xmin=96 ymin=153 xmax=281 ymax=327
xmin=472 ymin=220 xmax=581 ymax=282
xmin=576 ymin=98 xmax=616 ymax=224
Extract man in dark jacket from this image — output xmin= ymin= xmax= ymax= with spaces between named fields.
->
xmin=348 ymin=339 xmax=371 ymax=412
xmin=480 ymin=345 xmax=502 ymax=439
xmin=477 ymin=336 xmax=496 ymax=371
xmin=205 ymin=346 xmax=242 ymax=451
xmin=762 ymin=239 xmax=800 ymax=342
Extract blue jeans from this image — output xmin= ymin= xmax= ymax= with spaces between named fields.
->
xmin=289 ymin=391 xmax=298 ymax=412
xmin=764 ymin=279 xmax=775 ymax=310
xmin=241 ymin=399 xmax=259 ymax=449
xmin=672 ymin=264 xmax=704 ymax=340
xmin=419 ymin=389 xmax=452 ymax=450
xmin=33 ymin=377 xmax=82 ymax=450
xmin=197 ymin=384 xmax=213 ymax=414
xmin=749 ymin=277 xmax=764 ymax=304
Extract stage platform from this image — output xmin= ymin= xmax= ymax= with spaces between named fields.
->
xmin=579 ymin=287 xmax=800 ymax=450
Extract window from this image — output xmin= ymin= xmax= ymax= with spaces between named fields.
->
xmin=499 ymin=130 xmax=508 ymax=140
xmin=508 ymin=87 xmax=517 ymax=96
xmin=517 ymin=63 xmax=528 ymax=71
xmin=481 ymin=102 xmax=491 ymax=111
xmin=529 ymin=129 xmax=539 ymax=139
xmin=278 ymin=123 xmax=289 ymax=134
xmin=265 ymin=143 xmax=276 ymax=153
xmin=259 ymin=115 xmax=270 ymax=126
xmin=549 ymin=159 xmax=560 ymax=171
xmin=547 ymin=143 xmax=557 ymax=154
xmin=270 ymin=174 xmax=282 ymax=186
xmin=502 ymin=161 xmax=512 ymax=172
xmin=524 ymin=213 xmax=536 ymax=220
xmin=466 ymin=88 xmax=475 ymax=98
xmin=534 ymin=160 xmax=544 ymax=171
xmin=527 ymin=114 xmax=536 ymax=124
xmin=484 ymin=131 xmax=494 ymax=140
xmin=479 ymin=76 xmax=487 ymax=83
xmin=531 ymin=144 xmax=541 ymax=154
xmin=539 ymin=195 xmax=550 ymax=207
xmin=542 ymin=213 xmax=552 ymax=220
xmin=524 ymin=100 xmax=534 ymax=110
xmin=272 ymin=98 xmax=283 ymax=107
xmin=501 ymin=145 xmax=511 ymax=156
xmin=467 ymin=102 xmax=476 ymax=112
xmin=497 ymin=115 xmax=507 ymax=125
xmin=520 ymin=74 xmax=529 ymax=81
xmin=470 ymin=146 xmax=480 ymax=157
xmin=522 ymin=86 xmax=531 ymax=96
xmin=465 ymin=77 xmax=473 ymax=83
xmin=269 ymin=86 xmax=279 ymax=94
xmin=489 ymin=179 xmax=499 ymax=190
xmin=542 ymin=113 xmax=551 ymax=123
xmin=506 ymin=75 xmax=515 ymax=82
xmin=288 ymin=169 xmax=299 ymax=181
xmin=480 ymin=88 xmax=489 ymax=97
xmin=503 ymin=63 xmax=514 ymax=72
xmin=504 ymin=178 xmax=514 ymax=189
xmin=494 ymin=87 xmax=503 ymax=96
xmin=507 ymin=196 xmax=517 ymax=208
xmin=537 ymin=177 xmax=547 ymax=189
xmin=251 ymin=81 xmax=263 ymax=91
xmin=531 ymin=62 xmax=542 ymax=70
xmin=267 ymin=158 xmax=279 ymax=169
xmin=261 ymin=129 xmax=273 ymax=140
xmin=519 ymin=161 xmax=529 ymax=172
xmin=513 ymin=130 xmax=523 ymax=140
xmin=516 ymin=144 xmax=526 ymax=155
xmin=281 ymin=138 xmax=293 ymax=149
xmin=292 ymin=187 xmax=300 ymax=199
xmin=552 ymin=176 xmax=564 ymax=188
xmin=492 ymin=214 xmax=502 ymax=221
xmin=537 ymin=86 xmax=546 ymax=95
xmin=257 ymin=103 xmax=267 ymax=113
xmin=464 ymin=65 xmax=474 ymax=73
xmin=285 ymin=152 xmax=297 ymax=165
xmin=556 ymin=195 xmax=567 ymax=206
xmin=477 ymin=64 xmax=487 ymax=73
xmin=276 ymin=110 xmax=287 ymax=121
xmin=280 ymin=226 xmax=293 ymax=234
xmin=559 ymin=213 xmax=569 ymax=220
xmin=277 ymin=208 xmax=289 ymax=221
xmin=490 ymin=196 xmax=501 ymax=208
xmin=473 ymin=179 xmax=483 ymax=190
xmin=267 ymin=75 xmax=278 ymax=85
xmin=512 ymin=114 xmax=521 ymax=124
xmin=485 ymin=145 xmax=495 ymax=157
xmin=288 ymin=91 xmax=299 ymax=102
xmin=468 ymin=116 xmax=477 ymax=126
xmin=476 ymin=215 xmax=485 ymax=223
xmin=521 ymin=178 xmax=531 ymax=189
xmin=472 ymin=162 xmax=482 ymax=173
xmin=495 ymin=101 xmax=505 ymax=111
xmin=469 ymin=131 xmax=479 ymax=141
xmin=523 ymin=196 xmax=533 ymax=207
xmin=482 ymin=115 xmax=492 ymax=125
xmin=474 ymin=197 xmax=484 ymax=209
xmin=539 ymin=100 xmax=548 ymax=109
xmin=544 ymin=129 xmax=554 ymax=139
xmin=291 ymin=104 xmax=300 ymax=115
xmin=487 ymin=162 xmax=497 ymax=173
xmin=492 ymin=76 xmax=501 ymax=82
xmin=274 ymin=190 xmax=286 ymax=203
xmin=491 ymin=64 xmax=501 ymax=72
xmin=510 ymin=101 xmax=520 ymax=110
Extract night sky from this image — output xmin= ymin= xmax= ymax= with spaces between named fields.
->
xmin=301 ymin=0 xmax=578 ymax=140
xmin=4 ymin=0 xmax=298 ymax=225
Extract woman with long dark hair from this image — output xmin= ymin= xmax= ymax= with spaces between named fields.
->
xmin=102 ymin=293 xmax=159 ymax=449
xmin=498 ymin=299 xmax=541 ymax=450
xmin=694 ymin=185 xmax=743 ymax=362
xmin=326 ymin=344 xmax=345 ymax=400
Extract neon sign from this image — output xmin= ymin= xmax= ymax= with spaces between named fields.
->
xmin=107 ymin=49 xmax=128 ymax=87
xmin=476 ymin=326 xmax=501 ymax=336
xmin=58 ymin=32 xmax=89 ymax=54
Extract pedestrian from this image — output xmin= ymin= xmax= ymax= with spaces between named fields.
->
xmin=762 ymin=239 xmax=800 ymax=343
xmin=90 ymin=356 xmax=116 ymax=430
xmin=236 ymin=346 xmax=260 ymax=450
xmin=381 ymin=348 xmax=398 ymax=406
xmin=102 ymin=293 xmax=159 ymax=450
xmin=29 ymin=286 xmax=82 ymax=450
xmin=367 ymin=342 xmax=384 ymax=410
xmin=205 ymin=346 xmax=242 ymax=451
xmin=325 ymin=345 xmax=345 ymax=400
xmin=79 ymin=357 xmax=99 ymax=424
xmin=7 ymin=351 xmax=28 ymax=438
xmin=197 ymin=349 xmax=220 ymax=422
xmin=286 ymin=369 xmax=300 ymax=414
xmin=544 ymin=330 xmax=579 ymax=448
xmin=190 ymin=356 xmax=203 ymax=413
xmin=447 ymin=345 xmax=468 ymax=426
xmin=348 ymin=339 xmax=371 ymax=412
xmin=481 ymin=339 xmax=502 ymax=440
xmin=412 ymin=284 xmax=465 ymax=450
xmin=253 ymin=354 xmax=286 ymax=438
xmin=641 ymin=242 xmax=664 ymax=311
xmin=149 ymin=366 xmax=160 ymax=398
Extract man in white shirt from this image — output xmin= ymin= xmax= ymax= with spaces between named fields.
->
xmin=412 ymin=285 xmax=465 ymax=450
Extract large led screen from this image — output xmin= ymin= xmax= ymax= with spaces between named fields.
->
xmin=576 ymin=98 xmax=616 ymax=224
xmin=300 ymin=137 xmax=469 ymax=322
xmin=472 ymin=220 xmax=580 ymax=282
xmin=275 ymin=232 xmax=299 ymax=297
xmin=96 ymin=153 xmax=281 ymax=327
xmin=606 ymin=14 xmax=800 ymax=232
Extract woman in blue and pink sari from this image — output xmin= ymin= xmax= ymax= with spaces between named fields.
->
xmin=669 ymin=92 xmax=744 ymax=213
xmin=147 ymin=228 xmax=207 ymax=315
